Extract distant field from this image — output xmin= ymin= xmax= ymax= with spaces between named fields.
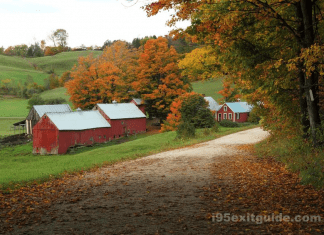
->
xmin=0 ymin=98 xmax=29 ymax=117
xmin=40 ymin=87 xmax=74 ymax=108
xmin=0 ymin=65 xmax=48 ymax=85
xmin=28 ymin=51 xmax=102 ymax=76
xmin=0 ymin=55 xmax=34 ymax=70
xmin=0 ymin=51 xmax=102 ymax=87
xmin=192 ymin=79 xmax=223 ymax=101
xmin=0 ymin=118 xmax=25 ymax=136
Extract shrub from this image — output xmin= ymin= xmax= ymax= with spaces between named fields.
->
xmin=248 ymin=107 xmax=261 ymax=123
xmin=219 ymin=120 xmax=239 ymax=127
xmin=176 ymin=122 xmax=195 ymax=139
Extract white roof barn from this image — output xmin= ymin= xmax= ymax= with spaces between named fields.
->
xmin=94 ymin=103 xmax=146 ymax=120
xmin=44 ymin=110 xmax=111 ymax=131
xmin=204 ymin=97 xmax=222 ymax=111
xmin=26 ymin=104 xmax=72 ymax=135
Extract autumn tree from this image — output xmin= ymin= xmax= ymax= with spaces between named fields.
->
xmin=218 ymin=80 xmax=242 ymax=103
xmin=65 ymin=53 xmax=130 ymax=110
xmin=48 ymin=29 xmax=68 ymax=47
xmin=132 ymin=37 xmax=191 ymax=122
xmin=145 ymin=0 xmax=324 ymax=146
xmin=161 ymin=92 xmax=216 ymax=132
xmin=178 ymin=46 xmax=221 ymax=81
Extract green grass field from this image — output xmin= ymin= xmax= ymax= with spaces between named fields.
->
xmin=28 ymin=51 xmax=102 ymax=76
xmin=40 ymin=87 xmax=74 ymax=108
xmin=0 ymin=118 xmax=25 ymax=136
xmin=0 ymin=98 xmax=29 ymax=117
xmin=0 ymin=51 xmax=102 ymax=87
xmin=191 ymin=79 xmax=223 ymax=101
xmin=0 ymin=125 xmax=258 ymax=189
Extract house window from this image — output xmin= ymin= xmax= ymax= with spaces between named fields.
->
xmin=236 ymin=113 xmax=240 ymax=120
xmin=218 ymin=113 xmax=222 ymax=121
xmin=224 ymin=106 xmax=227 ymax=111
xmin=228 ymin=113 xmax=232 ymax=120
xmin=224 ymin=113 xmax=227 ymax=120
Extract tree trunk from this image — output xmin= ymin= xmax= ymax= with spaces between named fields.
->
xmin=300 ymin=0 xmax=321 ymax=146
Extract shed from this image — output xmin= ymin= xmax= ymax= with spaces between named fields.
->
xmin=93 ymin=102 xmax=146 ymax=138
xmin=204 ymin=97 xmax=221 ymax=118
xmin=26 ymin=104 xmax=72 ymax=135
xmin=33 ymin=110 xmax=112 ymax=155
xmin=217 ymin=102 xmax=253 ymax=123
xmin=130 ymin=98 xmax=146 ymax=114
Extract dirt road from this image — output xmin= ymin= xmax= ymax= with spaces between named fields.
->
xmin=6 ymin=128 xmax=270 ymax=234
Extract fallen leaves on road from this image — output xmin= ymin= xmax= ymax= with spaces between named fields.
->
xmin=204 ymin=144 xmax=324 ymax=234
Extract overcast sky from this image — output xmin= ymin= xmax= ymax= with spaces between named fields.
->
xmin=0 ymin=0 xmax=190 ymax=49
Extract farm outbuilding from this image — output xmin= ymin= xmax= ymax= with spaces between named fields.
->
xmin=204 ymin=97 xmax=221 ymax=118
xmin=33 ymin=110 xmax=112 ymax=155
xmin=217 ymin=102 xmax=253 ymax=123
xmin=93 ymin=102 xmax=146 ymax=138
xmin=26 ymin=104 xmax=72 ymax=135
xmin=130 ymin=98 xmax=146 ymax=114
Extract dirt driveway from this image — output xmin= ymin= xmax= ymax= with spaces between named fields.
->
xmin=5 ymin=128 xmax=270 ymax=234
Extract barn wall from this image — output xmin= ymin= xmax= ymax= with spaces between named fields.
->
xmin=109 ymin=118 xmax=146 ymax=138
xmin=33 ymin=116 xmax=59 ymax=154
xmin=58 ymin=127 xmax=113 ymax=154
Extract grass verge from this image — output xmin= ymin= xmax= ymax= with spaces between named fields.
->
xmin=0 ymin=124 xmax=259 ymax=190
xmin=255 ymin=135 xmax=324 ymax=189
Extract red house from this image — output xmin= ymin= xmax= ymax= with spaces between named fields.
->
xmin=33 ymin=110 xmax=112 ymax=155
xmin=93 ymin=102 xmax=146 ymax=138
xmin=217 ymin=102 xmax=253 ymax=123
xmin=130 ymin=98 xmax=146 ymax=114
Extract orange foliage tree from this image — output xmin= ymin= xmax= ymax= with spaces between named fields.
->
xmin=218 ymin=80 xmax=242 ymax=103
xmin=133 ymin=37 xmax=191 ymax=121
xmin=161 ymin=92 xmax=215 ymax=132
xmin=65 ymin=43 xmax=133 ymax=110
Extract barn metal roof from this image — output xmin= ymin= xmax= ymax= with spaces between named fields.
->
xmin=204 ymin=97 xmax=221 ymax=111
xmin=34 ymin=104 xmax=72 ymax=118
xmin=132 ymin=98 xmax=143 ymax=105
xmin=45 ymin=110 xmax=111 ymax=131
xmin=96 ymin=103 xmax=146 ymax=120
xmin=225 ymin=102 xmax=253 ymax=113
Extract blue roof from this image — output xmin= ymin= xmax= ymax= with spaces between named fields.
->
xmin=225 ymin=102 xmax=253 ymax=113
xmin=45 ymin=110 xmax=111 ymax=131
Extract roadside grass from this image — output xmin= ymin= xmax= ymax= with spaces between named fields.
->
xmin=192 ymin=79 xmax=224 ymax=101
xmin=255 ymin=135 xmax=324 ymax=188
xmin=0 ymin=98 xmax=29 ymax=117
xmin=0 ymin=118 xmax=25 ymax=136
xmin=28 ymin=51 xmax=102 ymax=76
xmin=0 ymin=124 xmax=258 ymax=190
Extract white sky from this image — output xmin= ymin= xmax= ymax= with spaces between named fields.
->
xmin=0 ymin=0 xmax=190 ymax=49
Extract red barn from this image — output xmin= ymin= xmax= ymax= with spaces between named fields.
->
xmin=217 ymin=102 xmax=253 ymax=123
xmin=130 ymin=98 xmax=146 ymax=114
xmin=93 ymin=102 xmax=146 ymax=138
xmin=33 ymin=110 xmax=112 ymax=155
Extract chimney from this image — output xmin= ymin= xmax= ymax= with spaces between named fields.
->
xmin=76 ymin=107 xmax=82 ymax=111
xmin=112 ymin=100 xmax=117 ymax=104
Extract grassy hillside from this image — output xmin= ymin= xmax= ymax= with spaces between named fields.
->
xmin=192 ymin=79 xmax=223 ymax=102
xmin=40 ymin=87 xmax=73 ymax=108
xmin=0 ymin=98 xmax=29 ymax=117
xmin=28 ymin=51 xmax=102 ymax=76
xmin=0 ymin=51 xmax=102 ymax=87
